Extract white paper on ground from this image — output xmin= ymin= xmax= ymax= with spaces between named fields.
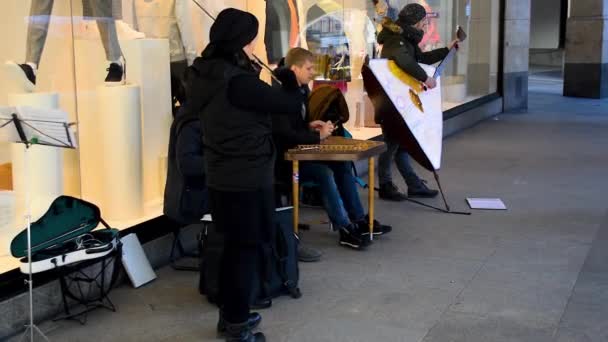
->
xmin=466 ymin=198 xmax=507 ymax=210
xmin=121 ymin=233 xmax=157 ymax=288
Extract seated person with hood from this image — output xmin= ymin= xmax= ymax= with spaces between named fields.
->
xmin=375 ymin=3 xmax=458 ymax=201
xmin=273 ymin=47 xmax=392 ymax=251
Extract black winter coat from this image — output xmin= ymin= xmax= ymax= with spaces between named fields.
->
xmin=377 ymin=18 xmax=449 ymax=82
xmin=271 ymin=67 xmax=320 ymax=183
xmin=187 ymin=57 xmax=303 ymax=191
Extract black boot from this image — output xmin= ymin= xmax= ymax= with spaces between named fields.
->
xmin=407 ymin=180 xmax=438 ymax=198
xmin=218 ymin=311 xmax=262 ymax=336
xmin=379 ymin=182 xmax=407 ymax=201
xmin=104 ymin=62 xmax=125 ymax=85
xmin=224 ymin=320 xmax=266 ymax=342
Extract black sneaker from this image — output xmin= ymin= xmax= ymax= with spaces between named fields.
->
xmin=379 ymin=182 xmax=407 ymax=201
xmin=4 ymin=61 xmax=36 ymax=91
xmin=407 ymin=179 xmax=439 ymax=198
xmin=104 ymin=62 xmax=124 ymax=85
xmin=339 ymin=225 xmax=371 ymax=250
xmin=357 ymin=216 xmax=392 ymax=237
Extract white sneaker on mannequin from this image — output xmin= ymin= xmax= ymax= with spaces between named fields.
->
xmin=116 ymin=20 xmax=146 ymax=40
xmin=78 ymin=20 xmax=145 ymax=41
xmin=3 ymin=61 xmax=36 ymax=93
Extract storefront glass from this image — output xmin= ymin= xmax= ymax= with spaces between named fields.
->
xmin=0 ymin=0 xmax=501 ymax=275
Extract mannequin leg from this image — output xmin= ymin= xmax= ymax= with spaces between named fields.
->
xmin=89 ymin=0 xmax=123 ymax=62
xmin=25 ymin=0 xmax=55 ymax=66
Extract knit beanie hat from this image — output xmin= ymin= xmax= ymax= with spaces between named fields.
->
xmin=398 ymin=3 xmax=427 ymax=25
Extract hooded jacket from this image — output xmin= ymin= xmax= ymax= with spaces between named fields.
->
xmin=377 ymin=18 xmax=448 ymax=82
xmin=308 ymin=85 xmax=350 ymax=124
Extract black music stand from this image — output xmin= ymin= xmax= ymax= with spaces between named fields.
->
xmin=1 ymin=106 xmax=76 ymax=342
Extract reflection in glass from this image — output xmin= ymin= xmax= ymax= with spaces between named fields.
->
xmin=0 ymin=0 xmax=503 ymax=276
xmin=0 ymin=0 xmax=83 ymax=274
xmin=371 ymin=0 xmax=500 ymax=110
xmin=305 ymin=6 xmax=350 ymax=81
xmin=265 ymin=0 xmax=300 ymax=64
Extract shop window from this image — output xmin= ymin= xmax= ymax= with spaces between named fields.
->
xmin=0 ymin=0 xmax=501 ymax=276
xmin=0 ymin=0 xmax=226 ymax=275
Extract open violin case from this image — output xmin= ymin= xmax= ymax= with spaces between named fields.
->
xmin=10 ymin=196 xmax=122 ymax=323
xmin=11 ymin=196 xmax=120 ymax=274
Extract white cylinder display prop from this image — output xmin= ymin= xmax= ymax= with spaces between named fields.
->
xmin=8 ymin=92 xmax=59 ymax=109
xmin=97 ymin=85 xmax=143 ymax=220
xmin=8 ymin=92 xmax=63 ymax=223
xmin=0 ymin=191 xmax=16 ymax=255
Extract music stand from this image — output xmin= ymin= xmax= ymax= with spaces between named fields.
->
xmin=1 ymin=106 xmax=76 ymax=342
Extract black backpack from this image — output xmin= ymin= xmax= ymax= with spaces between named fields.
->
xmin=163 ymin=104 xmax=209 ymax=224
xmin=198 ymin=208 xmax=301 ymax=306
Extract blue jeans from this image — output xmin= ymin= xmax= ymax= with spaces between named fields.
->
xmin=378 ymin=140 xmax=420 ymax=186
xmin=300 ymin=161 xmax=365 ymax=228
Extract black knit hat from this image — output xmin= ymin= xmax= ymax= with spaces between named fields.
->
xmin=210 ymin=8 xmax=259 ymax=53
xmin=398 ymin=3 xmax=427 ymax=25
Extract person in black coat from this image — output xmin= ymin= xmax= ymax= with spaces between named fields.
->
xmin=186 ymin=8 xmax=304 ymax=342
xmin=375 ymin=3 xmax=458 ymax=201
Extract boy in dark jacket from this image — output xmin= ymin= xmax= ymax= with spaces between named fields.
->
xmin=376 ymin=3 xmax=458 ymax=201
xmin=273 ymin=48 xmax=392 ymax=251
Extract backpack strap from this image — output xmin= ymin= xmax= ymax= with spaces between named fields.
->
xmin=342 ymin=129 xmax=368 ymax=189
xmin=351 ymin=161 xmax=368 ymax=189
xmin=174 ymin=111 xmax=200 ymax=139
xmin=274 ymin=228 xmax=301 ymax=299
xmin=172 ymin=102 xmax=204 ymax=181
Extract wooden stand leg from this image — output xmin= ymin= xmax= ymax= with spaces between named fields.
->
xmin=292 ymin=160 xmax=299 ymax=234
xmin=368 ymin=157 xmax=375 ymax=241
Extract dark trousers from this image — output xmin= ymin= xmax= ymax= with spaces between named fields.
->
xmin=209 ymin=186 xmax=275 ymax=324
xmin=378 ymin=126 xmax=421 ymax=187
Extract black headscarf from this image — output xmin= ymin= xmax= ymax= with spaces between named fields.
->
xmin=210 ymin=8 xmax=259 ymax=54
xmin=200 ymin=8 xmax=259 ymax=70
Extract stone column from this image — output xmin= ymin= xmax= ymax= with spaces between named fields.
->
xmin=563 ymin=0 xmax=608 ymax=98
xmin=503 ymin=0 xmax=531 ymax=111
xmin=466 ymin=0 xmax=492 ymax=95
